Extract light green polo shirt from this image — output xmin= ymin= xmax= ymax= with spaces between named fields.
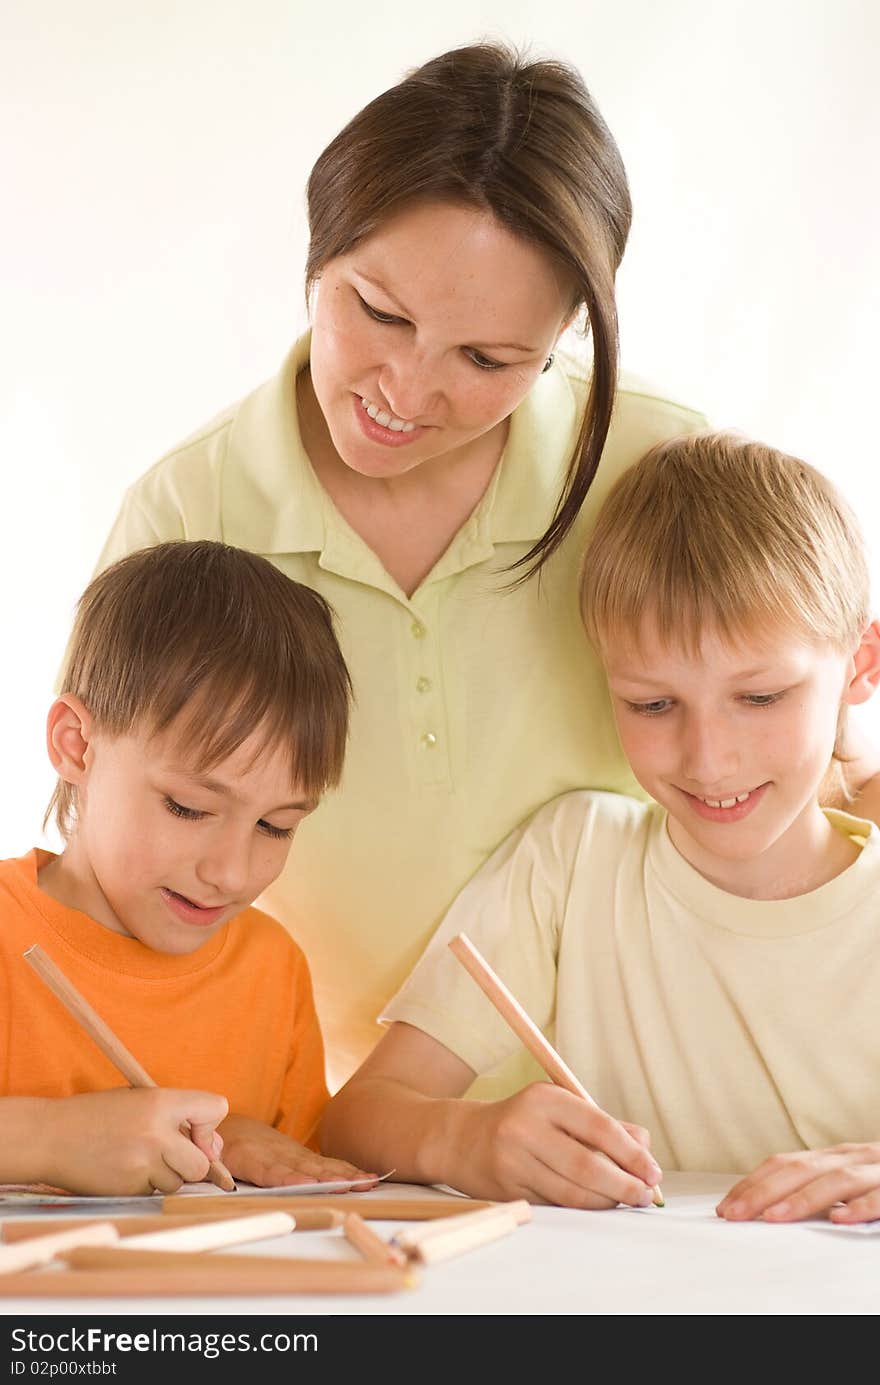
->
xmin=94 ymin=332 xmax=707 ymax=1092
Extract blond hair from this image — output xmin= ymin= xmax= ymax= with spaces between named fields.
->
xmin=306 ymin=40 xmax=631 ymax=578
xmin=47 ymin=541 xmax=352 ymax=840
xmin=580 ymin=431 xmax=870 ymax=657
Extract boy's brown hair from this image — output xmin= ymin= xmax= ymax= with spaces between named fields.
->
xmin=580 ymin=431 xmax=870 ymax=659
xmin=47 ymin=541 xmax=352 ymax=840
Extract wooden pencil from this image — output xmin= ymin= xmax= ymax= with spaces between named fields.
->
xmin=0 ymin=1258 xmax=416 ymax=1297
xmin=393 ymin=1199 xmax=531 ymax=1251
xmin=122 ymin=1211 xmax=294 ymax=1251
xmin=0 ymin=1222 xmax=119 ymax=1275
xmin=23 ymin=943 xmax=236 ymax=1193
xmin=397 ymin=1207 xmax=522 ymax=1264
xmin=342 ymin=1212 xmax=408 ymax=1267
xmin=2 ymin=1209 xmax=342 ymax=1242
xmin=448 ymin=933 xmax=665 ymax=1207
xmin=162 ymin=1193 xmax=495 ymax=1219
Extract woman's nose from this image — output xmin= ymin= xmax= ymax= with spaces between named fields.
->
xmin=378 ymin=350 xmax=442 ymax=422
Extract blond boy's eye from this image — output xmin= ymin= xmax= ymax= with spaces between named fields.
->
xmin=626 ymin=699 xmax=672 ymax=715
xmin=744 ymin=692 xmax=782 ymax=706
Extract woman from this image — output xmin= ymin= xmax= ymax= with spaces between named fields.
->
xmin=93 ymin=42 xmax=848 ymax=1093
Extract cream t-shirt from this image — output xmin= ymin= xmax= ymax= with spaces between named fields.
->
xmin=383 ymin=791 xmax=880 ymax=1173
xmin=94 ymin=333 xmax=707 ymax=1088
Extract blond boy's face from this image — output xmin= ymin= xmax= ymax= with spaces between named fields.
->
xmin=604 ymin=618 xmax=862 ymax=894
xmin=65 ymin=723 xmax=316 ymax=955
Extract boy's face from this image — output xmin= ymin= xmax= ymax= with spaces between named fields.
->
xmin=604 ymin=618 xmax=862 ymax=894
xmin=65 ymin=722 xmax=317 ymax=955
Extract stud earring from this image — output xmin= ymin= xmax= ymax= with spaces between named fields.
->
xmin=542 ymin=354 xmax=555 ymax=373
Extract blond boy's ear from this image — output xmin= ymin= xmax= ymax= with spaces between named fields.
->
xmin=46 ymin=695 xmax=95 ymax=785
xmin=843 ymin=620 xmax=880 ymax=706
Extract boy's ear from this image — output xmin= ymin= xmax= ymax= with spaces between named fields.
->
xmin=843 ymin=620 xmax=880 ymax=706
xmin=46 ymin=695 xmax=95 ymax=784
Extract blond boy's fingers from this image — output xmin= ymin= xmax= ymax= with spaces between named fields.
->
xmin=524 ymin=1125 xmax=654 ymax=1210
xmin=560 ymin=1102 xmax=662 ymax=1191
xmin=763 ymin=1163 xmax=880 ymax=1223
xmin=829 ymin=1183 xmax=880 ymax=1224
xmin=718 ymin=1147 xmax=880 ymax=1220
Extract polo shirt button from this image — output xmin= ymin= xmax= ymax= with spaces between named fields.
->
xmin=419 ymin=731 xmax=438 ymax=749
xmin=416 ymin=676 xmax=431 ymax=693
xmin=410 ymin=621 xmax=426 ymax=639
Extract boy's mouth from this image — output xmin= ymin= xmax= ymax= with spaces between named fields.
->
xmin=681 ymin=783 xmax=769 ymax=823
xmin=159 ymin=888 xmax=228 ymax=928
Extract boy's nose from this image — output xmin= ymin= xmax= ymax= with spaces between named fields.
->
xmin=680 ymin=716 xmax=738 ymax=785
xmin=195 ymin=839 xmax=251 ymax=898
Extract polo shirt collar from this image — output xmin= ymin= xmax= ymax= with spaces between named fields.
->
xmin=221 ymin=330 xmax=581 ymax=566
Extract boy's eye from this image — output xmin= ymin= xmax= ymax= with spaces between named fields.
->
xmin=626 ymin=699 xmax=673 ymax=716
xmin=743 ymin=692 xmax=783 ymax=707
xmin=356 ymin=292 xmax=404 ymax=326
xmin=258 ymin=820 xmax=295 ymax=842
xmin=164 ymin=795 xmax=205 ymax=821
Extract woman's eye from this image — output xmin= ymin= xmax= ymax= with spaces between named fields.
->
xmin=465 ymin=349 xmax=506 ymax=371
xmin=164 ymin=795 xmax=204 ymax=821
xmin=357 ymin=293 xmax=402 ymax=325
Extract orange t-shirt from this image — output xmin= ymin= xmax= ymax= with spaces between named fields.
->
xmin=0 ymin=851 xmax=329 ymax=1143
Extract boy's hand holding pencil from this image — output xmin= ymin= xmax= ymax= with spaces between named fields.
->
xmin=26 ymin=1087 xmax=230 ymax=1198
xmin=449 ymin=934 xmax=664 ymax=1209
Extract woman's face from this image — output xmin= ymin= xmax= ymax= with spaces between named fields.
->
xmin=306 ymin=200 xmax=575 ymax=480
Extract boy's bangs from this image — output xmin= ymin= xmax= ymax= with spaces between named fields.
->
xmin=149 ymin=677 xmax=345 ymax=801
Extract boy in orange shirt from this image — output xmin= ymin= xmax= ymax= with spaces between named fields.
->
xmin=0 ymin=540 xmax=374 ymax=1195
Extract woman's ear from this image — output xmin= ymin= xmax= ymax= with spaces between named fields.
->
xmin=843 ymin=620 xmax=880 ymax=706
xmin=46 ymin=695 xmax=95 ymax=783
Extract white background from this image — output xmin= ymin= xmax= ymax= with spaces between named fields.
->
xmin=1 ymin=0 xmax=878 ymax=855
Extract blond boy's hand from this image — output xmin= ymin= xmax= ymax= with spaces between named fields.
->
xmin=717 ymin=1144 xmax=880 ymax=1223
xmin=455 ymin=1081 xmax=662 ymax=1209
xmin=39 ymin=1088 xmax=229 ymax=1195
xmin=218 ymin=1113 xmax=379 ymax=1188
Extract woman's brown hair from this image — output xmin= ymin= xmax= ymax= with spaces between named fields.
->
xmin=47 ymin=541 xmax=352 ymax=840
xmin=305 ymin=41 xmax=631 ymax=577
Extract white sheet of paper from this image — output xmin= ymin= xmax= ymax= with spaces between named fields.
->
xmin=0 ymin=1171 xmax=392 ymax=1209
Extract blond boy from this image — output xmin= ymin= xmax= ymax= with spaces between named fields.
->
xmin=0 ymin=540 xmax=373 ymax=1195
xmin=321 ymin=433 xmax=880 ymax=1224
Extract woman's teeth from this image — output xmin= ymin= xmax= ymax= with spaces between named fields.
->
xmin=360 ymin=397 xmax=415 ymax=432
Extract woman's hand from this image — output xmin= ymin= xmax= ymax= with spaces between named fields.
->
xmin=219 ymin=1113 xmax=378 ymax=1188
xmin=716 ymin=1144 xmax=880 ymax=1223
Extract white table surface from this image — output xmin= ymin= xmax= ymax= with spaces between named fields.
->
xmin=1 ymin=1174 xmax=875 ymax=1316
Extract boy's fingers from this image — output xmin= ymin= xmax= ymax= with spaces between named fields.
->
xmin=187 ymin=1121 xmax=224 ymax=1157
xmin=763 ymin=1165 xmax=880 ymax=1223
xmin=565 ymin=1104 xmax=662 ymax=1189
xmin=829 ymin=1186 xmax=880 ymax=1224
xmin=718 ymin=1150 xmax=880 ymax=1220
xmin=529 ymin=1125 xmax=656 ymax=1209
xmin=175 ymin=1090 xmax=229 ymax=1126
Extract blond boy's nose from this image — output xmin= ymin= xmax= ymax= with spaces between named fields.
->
xmin=680 ymin=717 xmax=738 ymax=784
